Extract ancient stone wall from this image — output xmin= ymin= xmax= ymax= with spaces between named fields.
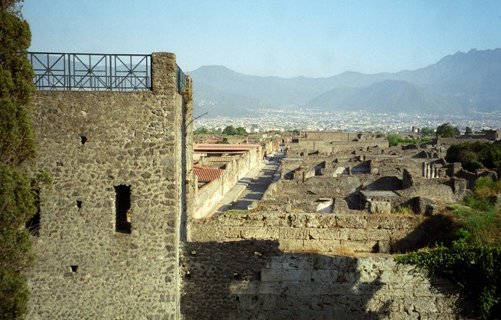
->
xmin=189 ymin=212 xmax=458 ymax=254
xmin=193 ymin=148 xmax=262 ymax=219
xmin=181 ymin=240 xmax=467 ymax=320
xmin=27 ymin=53 xmax=186 ymax=319
xmin=288 ymin=140 xmax=389 ymax=155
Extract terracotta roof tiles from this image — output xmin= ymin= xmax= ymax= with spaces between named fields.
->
xmin=193 ymin=164 xmax=224 ymax=182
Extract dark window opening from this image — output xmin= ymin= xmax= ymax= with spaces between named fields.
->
xmin=26 ymin=212 xmax=40 ymax=236
xmin=114 ymin=185 xmax=131 ymax=233
xmin=26 ymin=189 xmax=40 ymax=236
xmin=76 ymin=200 xmax=82 ymax=209
xmin=70 ymin=265 xmax=78 ymax=273
xmin=80 ymin=135 xmax=87 ymax=145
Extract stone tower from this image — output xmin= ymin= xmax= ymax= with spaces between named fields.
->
xmin=27 ymin=52 xmax=192 ymax=319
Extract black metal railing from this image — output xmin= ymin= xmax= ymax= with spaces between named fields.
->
xmin=28 ymin=52 xmax=188 ymax=93
xmin=177 ymin=65 xmax=187 ymax=93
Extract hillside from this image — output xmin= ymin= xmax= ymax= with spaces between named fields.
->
xmin=189 ymin=48 xmax=501 ymax=116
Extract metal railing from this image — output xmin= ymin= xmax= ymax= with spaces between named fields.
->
xmin=28 ymin=52 xmax=188 ymax=93
xmin=177 ymin=65 xmax=187 ymax=93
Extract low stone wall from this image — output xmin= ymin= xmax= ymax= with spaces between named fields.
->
xmin=193 ymin=148 xmax=261 ymax=219
xmin=288 ymin=140 xmax=389 ymax=155
xmin=181 ymin=240 xmax=467 ymax=320
xmin=189 ymin=212 xmax=456 ymax=254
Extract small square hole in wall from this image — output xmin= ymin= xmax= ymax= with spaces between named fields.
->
xmin=76 ymin=200 xmax=82 ymax=209
xmin=70 ymin=265 xmax=78 ymax=273
xmin=80 ymin=135 xmax=87 ymax=145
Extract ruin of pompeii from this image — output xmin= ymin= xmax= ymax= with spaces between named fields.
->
xmin=3 ymin=1 xmax=501 ymax=319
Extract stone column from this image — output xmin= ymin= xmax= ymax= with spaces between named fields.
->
xmin=152 ymin=52 xmax=178 ymax=95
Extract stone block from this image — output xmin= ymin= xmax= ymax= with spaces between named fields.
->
xmin=241 ymin=227 xmax=278 ymax=240
xmin=308 ymin=228 xmax=339 ymax=240
xmin=278 ymin=239 xmax=304 ymax=252
xmin=336 ymin=214 xmax=367 ymax=228
xmin=366 ymin=229 xmax=390 ymax=241
xmin=340 ymin=240 xmax=375 ymax=253
xmin=257 ymin=282 xmax=281 ymax=294
xmin=303 ymin=239 xmax=341 ymax=253
xmin=279 ymin=227 xmax=309 ymax=240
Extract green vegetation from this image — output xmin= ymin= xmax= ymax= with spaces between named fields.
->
xmin=396 ymin=177 xmax=501 ymax=319
xmin=458 ymin=177 xmax=501 ymax=245
xmin=193 ymin=127 xmax=218 ymax=135
xmin=445 ymin=141 xmax=501 ymax=172
xmin=386 ymin=133 xmax=432 ymax=147
xmin=396 ymin=242 xmax=500 ymax=319
xmin=435 ymin=122 xmax=460 ymax=138
xmin=1 ymin=4 xmax=39 ymax=319
xmin=420 ymin=127 xmax=434 ymax=136
xmin=465 ymin=126 xmax=473 ymax=135
xmin=391 ymin=205 xmax=413 ymax=215
xmin=222 ymin=125 xmax=247 ymax=136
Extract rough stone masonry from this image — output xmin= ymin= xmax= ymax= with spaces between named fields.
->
xmin=27 ymin=52 xmax=190 ymax=320
xmin=26 ymin=51 xmax=470 ymax=319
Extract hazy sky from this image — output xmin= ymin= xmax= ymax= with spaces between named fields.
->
xmin=23 ymin=0 xmax=501 ymax=78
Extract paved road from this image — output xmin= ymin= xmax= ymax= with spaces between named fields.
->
xmin=214 ymin=153 xmax=284 ymax=214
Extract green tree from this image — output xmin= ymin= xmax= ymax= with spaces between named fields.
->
xmin=222 ymin=125 xmax=236 ymax=135
xmin=0 ymin=4 xmax=38 ymax=319
xmin=386 ymin=133 xmax=400 ymax=147
xmin=465 ymin=127 xmax=473 ymax=135
xmin=235 ymin=127 xmax=247 ymax=136
xmin=436 ymin=123 xmax=459 ymax=138
xmin=420 ymin=127 xmax=434 ymax=136
xmin=446 ymin=142 xmax=501 ymax=172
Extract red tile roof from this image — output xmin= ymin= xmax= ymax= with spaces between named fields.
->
xmin=193 ymin=164 xmax=224 ymax=182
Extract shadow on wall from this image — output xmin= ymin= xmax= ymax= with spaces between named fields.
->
xmin=391 ymin=214 xmax=460 ymax=253
xmin=181 ymin=240 xmax=392 ymax=320
xmin=365 ymin=176 xmax=403 ymax=191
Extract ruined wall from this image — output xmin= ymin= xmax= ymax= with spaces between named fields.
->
xmin=189 ymin=212 xmax=458 ymax=254
xmin=181 ymin=240 xmax=467 ymax=320
xmin=27 ymin=53 xmax=186 ymax=319
xmin=288 ymin=140 xmax=389 ymax=156
xmin=193 ymin=148 xmax=262 ymax=219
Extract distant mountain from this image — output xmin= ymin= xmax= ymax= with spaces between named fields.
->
xmin=188 ymin=48 xmax=501 ymax=117
xmin=313 ymin=80 xmax=458 ymax=113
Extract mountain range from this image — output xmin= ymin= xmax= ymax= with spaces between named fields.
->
xmin=188 ymin=48 xmax=501 ymax=117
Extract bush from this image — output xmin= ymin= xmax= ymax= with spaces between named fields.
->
xmin=222 ymin=125 xmax=247 ymax=136
xmin=446 ymin=142 xmax=501 ymax=172
xmin=458 ymin=177 xmax=501 ymax=245
xmin=436 ymin=122 xmax=460 ymax=138
xmin=396 ymin=241 xmax=500 ymax=319
xmin=386 ymin=133 xmax=432 ymax=147
xmin=397 ymin=176 xmax=501 ymax=318
xmin=0 ymin=7 xmax=37 ymax=319
xmin=0 ymin=269 xmax=29 ymax=320
xmin=0 ymin=10 xmax=35 ymax=165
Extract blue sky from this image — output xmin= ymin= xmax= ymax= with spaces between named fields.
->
xmin=23 ymin=0 xmax=501 ymax=78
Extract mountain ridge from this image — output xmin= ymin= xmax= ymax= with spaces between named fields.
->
xmin=188 ymin=48 xmax=501 ymax=116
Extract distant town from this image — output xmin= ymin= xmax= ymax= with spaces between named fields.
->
xmin=194 ymin=108 xmax=501 ymax=133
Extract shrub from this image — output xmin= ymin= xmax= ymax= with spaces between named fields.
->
xmin=436 ymin=122 xmax=460 ymax=138
xmin=396 ymin=241 xmax=500 ymax=319
xmin=446 ymin=142 xmax=501 ymax=172
xmin=0 ymin=6 xmax=37 ymax=319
